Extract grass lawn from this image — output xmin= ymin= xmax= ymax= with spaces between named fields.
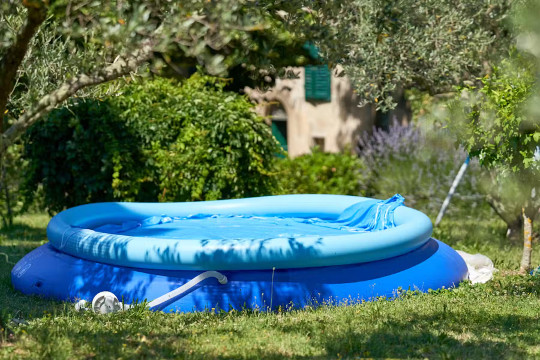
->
xmin=0 ymin=209 xmax=539 ymax=359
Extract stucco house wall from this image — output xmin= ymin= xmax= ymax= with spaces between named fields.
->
xmin=246 ymin=67 xmax=377 ymax=158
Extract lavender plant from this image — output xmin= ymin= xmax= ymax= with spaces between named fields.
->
xmin=357 ymin=119 xmax=484 ymax=218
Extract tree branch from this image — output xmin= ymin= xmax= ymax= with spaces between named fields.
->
xmin=0 ymin=2 xmax=47 ymax=127
xmin=0 ymin=41 xmax=154 ymax=157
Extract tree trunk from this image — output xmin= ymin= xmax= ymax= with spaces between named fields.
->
xmin=0 ymin=186 xmax=7 ymax=230
xmin=3 ymin=175 xmax=13 ymax=227
xmin=0 ymin=3 xmax=47 ymax=128
xmin=0 ymin=155 xmax=7 ymax=229
xmin=519 ymin=207 xmax=533 ymax=274
xmin=486 ymin=193 xmax=522 ymax=241
xmin=506 ymin=217 xmax=523 ymax=242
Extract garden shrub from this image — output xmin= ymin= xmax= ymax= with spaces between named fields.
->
xmin=275 ymin=146 xmax=366 ymax=196
xmin=22 ymin=75 xmax=281 ymax=212
xmin=357 ymin=120 xmax=485 ymax=218
xmin=22 ymin=99 xmax=143 ymax=212
xmin=148 ymin=77 xmax=281 ymax=202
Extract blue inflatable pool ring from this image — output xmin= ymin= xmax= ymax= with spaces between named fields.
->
xmin=12 ymin=194 xmax=468 ymax=312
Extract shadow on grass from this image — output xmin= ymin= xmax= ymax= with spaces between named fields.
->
xmin=0 ymin=222 xmax=48 ymax=244
xmin=0 ymin=208 xmax=536 ymax=358
xmin=0 ymin=277 xmax=66 ymax=338
xmin=0 ymin=243 xmax=43 ymax=266
xmin=11 ymin=276 xmax=540 ymax=359
xmin=0 ymin=213 xmax=63 ymax=326
xmin=14 ymin=306 xmax=539 ymax=360
xmin=319 ymin=311 xmax=536 ymax=359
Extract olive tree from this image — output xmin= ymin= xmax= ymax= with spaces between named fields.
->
xmin=1 ymin=1 xmax=319 ymax=151
xmin=430 ymin=0 xmax=540 ymax=273
xmin=1 ymin=0 xmax=516 ymax=168
xmin=318 ymin=0 xmax=514 ymax=111
xmin=0 ymin=0 xmax=523 ymax=227
xmin=512 ymin=0 xmax=540 ymax=272
xmin=0 ymin=0 xmax=318 ymax=223
xmin=444 ymin=55 xmax=539 ymax=272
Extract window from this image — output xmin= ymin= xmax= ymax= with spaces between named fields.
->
xmin=271 ymin=107 xmax=288 ymax=152
xmin=305 ymin=65 xmax=331 ymax=102
xmin=312 ymin=137 xmax=325 ymax=151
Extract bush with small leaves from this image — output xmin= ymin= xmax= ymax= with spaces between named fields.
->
xmin=23 ymin=75 xmax=281 ymax=212
xmin=275 ymin=147 xmax=366 ymax=196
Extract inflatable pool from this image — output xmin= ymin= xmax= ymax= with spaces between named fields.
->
xmin=12 ymin=194 xmax=468 ymax=312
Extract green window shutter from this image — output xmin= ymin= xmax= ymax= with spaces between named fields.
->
xmin=305 ymin=65 xmax=331 ymax=102
xmin=271 ymin=121 xmax=288 ymax=152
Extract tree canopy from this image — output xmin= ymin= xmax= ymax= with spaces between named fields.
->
xmin=0 ymin=0 xmax=522 ymax=152
xmin=0 ymin=0 xmax=320 ymax=156
xmin=319 ymin=0 xmax=515 ymax=111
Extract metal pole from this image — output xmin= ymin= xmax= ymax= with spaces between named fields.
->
xmin=435 ymin=156 xmax=470 ymax=226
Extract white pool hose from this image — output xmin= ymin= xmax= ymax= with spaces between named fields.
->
xmin=75 ymin=270 xmax=228 ymax=314
xmin=148 ymin=270 xmax=227 ymax=309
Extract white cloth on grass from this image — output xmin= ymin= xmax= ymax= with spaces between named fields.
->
xmin=456 ymin=250 xmax=497 ymax=284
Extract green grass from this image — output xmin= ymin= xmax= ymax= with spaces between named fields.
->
xmin=0 ymin=210 xmax=539 ymax=359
